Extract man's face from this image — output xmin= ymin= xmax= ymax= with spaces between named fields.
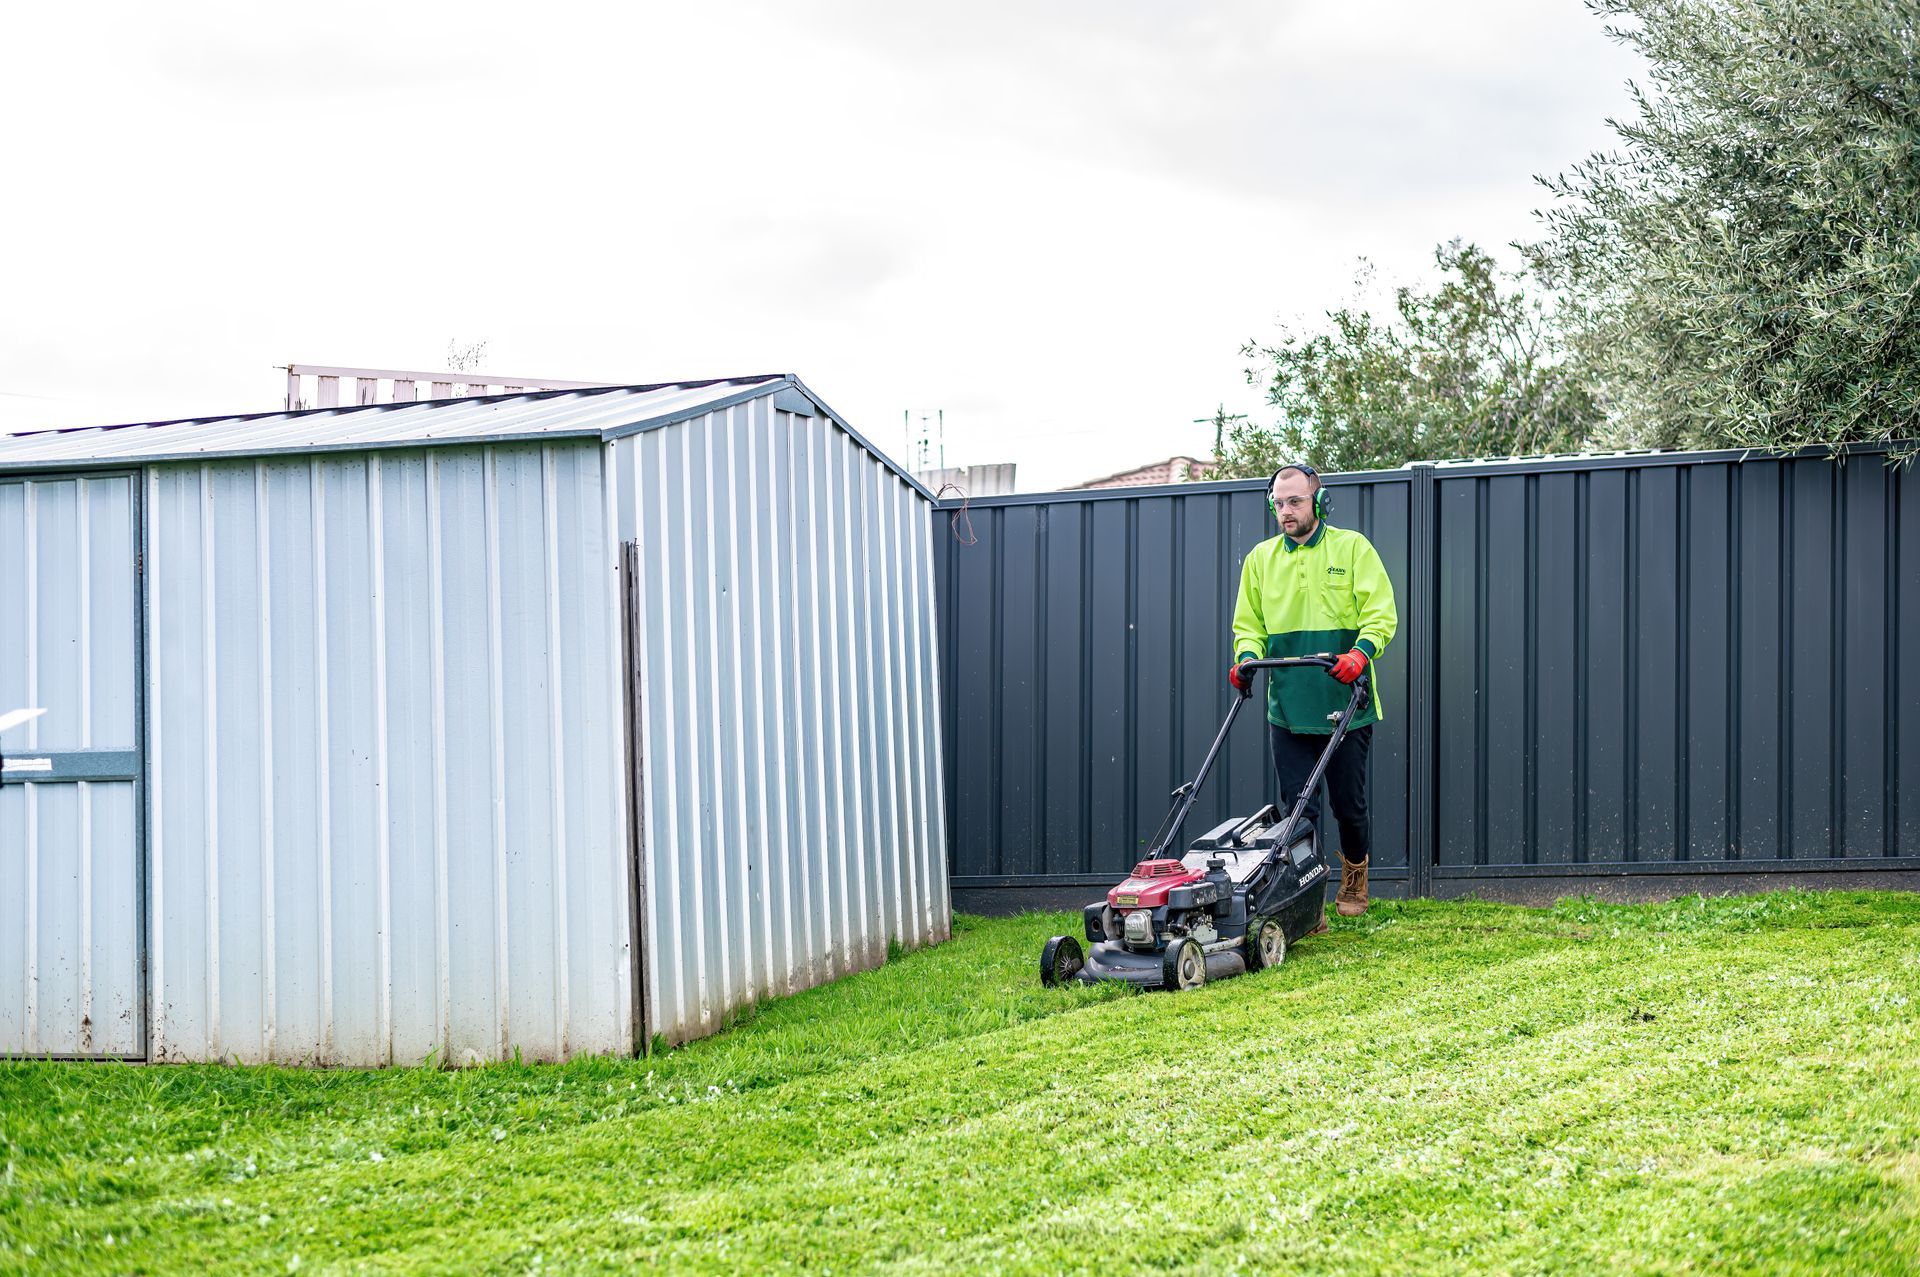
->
xmin=1270 ymin=471 xmax=1317 ymax=537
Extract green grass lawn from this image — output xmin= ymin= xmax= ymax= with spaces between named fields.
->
xmin=4 ymin=891 xmax=1919 ymax=1275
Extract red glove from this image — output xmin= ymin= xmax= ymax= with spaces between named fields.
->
xmin=1329 ymin=648 xmax=1368 ymax=684
xmin=1228 ymin=661 xmax=1255 ymax=697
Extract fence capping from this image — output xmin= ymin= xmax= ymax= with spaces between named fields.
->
xmin=936 ymin=440 xmax=1913 ymax=510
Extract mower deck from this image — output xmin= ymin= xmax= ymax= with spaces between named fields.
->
xmin=1043 ymin=813 xmax=1330 ymax=990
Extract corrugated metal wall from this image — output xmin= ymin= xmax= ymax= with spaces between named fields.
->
xmin=144 ymin=443 xmax=629 ymax=1064
xmin=936 ymin=475 xmax=1414 ymax=887
xmin=938 ymin=449 xmax=1919 ymax=900
xmin=613 ymin=396 xmax=950 ymax=1047
xmin=0 ymin=474 xmax=142 ymax=1058
xmin=1434 ymin=451 xmax=1920 ymax=874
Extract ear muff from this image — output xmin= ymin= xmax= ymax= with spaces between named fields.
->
xmin=1271 ymin=463 xmax=1329 ymax=522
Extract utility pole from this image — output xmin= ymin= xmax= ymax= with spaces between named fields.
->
xmin=1195 ymin=405 xmax=1247 ymax=460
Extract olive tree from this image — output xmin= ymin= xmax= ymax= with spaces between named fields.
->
xmin=1537 ymin=0 xmax=1920 ymax=458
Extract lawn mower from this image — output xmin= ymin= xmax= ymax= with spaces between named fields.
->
xmin=1039 ymin=656 xmax=1368 ymax=991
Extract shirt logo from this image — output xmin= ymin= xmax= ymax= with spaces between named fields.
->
xmin=1326 ymin=566 xmax=1347 ymax=576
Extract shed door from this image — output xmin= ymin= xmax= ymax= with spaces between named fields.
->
xmin=0 ymin=474 xmax=142 ymax=1058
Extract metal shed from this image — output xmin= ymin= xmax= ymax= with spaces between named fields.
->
xmin=0 ymin=376 xmax=950 ymax=1063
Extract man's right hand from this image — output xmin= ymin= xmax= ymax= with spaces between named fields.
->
xmin=1228 ymin=661 xmax=1255 ymax=698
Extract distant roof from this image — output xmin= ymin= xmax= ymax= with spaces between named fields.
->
xmin=1064 ymin=455 xmax=1214 ymax=490
xmin=0 ymin=374 xmax=932 ymax=497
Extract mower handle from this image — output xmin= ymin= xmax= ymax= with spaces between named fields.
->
xmin=1234 ymin=654 xmax=1339 ymax=673
xmin=1143 ymin=658 xmax=1369 ymax=860
xmin=1231 ymin=654 xmax=1369 ymax=702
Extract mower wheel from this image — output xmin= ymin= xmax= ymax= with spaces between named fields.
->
xmin=1246 ymin=916 xmax=1286 ymax=971
xmin=1162 ymin=937 xmax=1206 ymax=991
xmin=1040 ymin=935 xmax=1085 ymax=987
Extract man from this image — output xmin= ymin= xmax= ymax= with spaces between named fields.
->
xmin=1229 ymin=464 xmax=1397 ymax=925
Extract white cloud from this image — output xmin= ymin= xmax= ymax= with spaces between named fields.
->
xmin=0 ymin=0 xmax=1641 ymax=487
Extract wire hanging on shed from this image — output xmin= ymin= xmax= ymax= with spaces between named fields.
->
xmin=933 ymin=483 xmax=977 ymax=545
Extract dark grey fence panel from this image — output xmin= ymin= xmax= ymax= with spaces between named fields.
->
xmin=1431 ymin=451 xmax=1918 ymax=873
xmin=938 ymin=446 xmax=1920 ymax=904
xmin=937 ymin=475 xmax=1413 ymax=887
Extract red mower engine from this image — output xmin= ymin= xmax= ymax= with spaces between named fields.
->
xmin=1109 ymin=858 xmax=1203 ymax=907
xmin=1099 ymin=857 xmax=1231 ymax=951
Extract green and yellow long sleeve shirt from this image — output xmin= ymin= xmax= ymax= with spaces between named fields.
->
xmin=1231 ymin=521 xmax=1398 ymax=734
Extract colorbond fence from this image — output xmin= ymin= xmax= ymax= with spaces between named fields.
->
xmin=935 ymin=447 xmax=1919 ymax=904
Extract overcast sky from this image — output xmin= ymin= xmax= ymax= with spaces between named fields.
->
xmin=1 ymin=1 xmax=1642 ymax=489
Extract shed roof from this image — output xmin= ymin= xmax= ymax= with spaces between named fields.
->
xmin=0 ymin=374 xmax=931 ymax=497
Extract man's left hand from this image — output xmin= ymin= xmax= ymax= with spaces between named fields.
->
xmin=1329 ymin=648 xmax=1368 ymax=684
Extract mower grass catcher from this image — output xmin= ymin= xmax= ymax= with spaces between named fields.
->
xmin=1040 ymin=657 xmax=1368 ymax=992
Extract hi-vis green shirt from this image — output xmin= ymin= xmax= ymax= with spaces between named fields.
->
xmin=1232 ymin=522 xmax=1398 ymax=734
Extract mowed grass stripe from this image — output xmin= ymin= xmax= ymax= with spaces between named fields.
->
xmin=506 ymin=921 xmax=1917 ymax=1273
xmin=2 ymin=892 xmax=1917 ymax=1274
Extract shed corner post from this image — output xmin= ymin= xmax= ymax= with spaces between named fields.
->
xmin=618 ymin=539 xmax=652 ymax=1057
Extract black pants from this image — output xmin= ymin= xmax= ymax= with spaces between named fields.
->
xmin=1269 ymin=723 xmax=1371 ymax=866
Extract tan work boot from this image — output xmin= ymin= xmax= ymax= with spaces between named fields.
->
xmin=1335 ymin=856 xmax=1370 ymax=917
xmin=1306 ymin=911 xmax=1329 ymax=936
